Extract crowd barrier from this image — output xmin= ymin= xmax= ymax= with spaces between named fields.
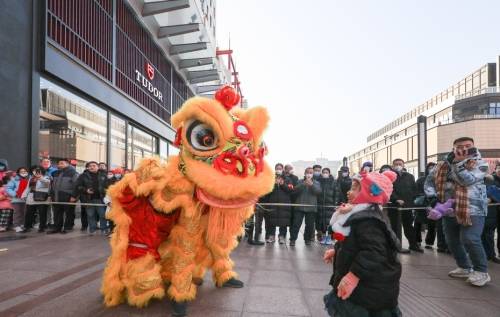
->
xmin=24 ymin=201 xmax=500 ymax=211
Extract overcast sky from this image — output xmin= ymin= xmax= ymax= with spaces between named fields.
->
xmin=216 ymin=0 xmax=500 ymax=165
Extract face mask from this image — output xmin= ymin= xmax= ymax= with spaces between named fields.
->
xmin=20 ymin=172 xmax=29 ymax=178
xmin=363 ymin=166 xmax=371 ymax=172
xmin=394 ymin=166 xmax=403 ymax=172
xmin=114 ymin=174 xmax=122 ymax=179
xmin=305 ymin=173 xmax=313 ymax=179
xmin=496 ymin=168 xmax=500 ymax=173
xmin=107 ymin=174 xmax=114 ymax=179
xmin=0 ymin=166 xmax=5 ymax=171
xmin=342 ymin=172 xmax=349 ymax=177
xmin=322 ymin=173 xmax=329 ymax=178
xmin=276 ymin=170 xmax=283 ymax=175
xmin=313 ymin=172 xmax=321 ymax=177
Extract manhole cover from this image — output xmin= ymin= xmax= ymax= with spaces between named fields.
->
xmin=0 ymin=235 xmax=29 ymax=242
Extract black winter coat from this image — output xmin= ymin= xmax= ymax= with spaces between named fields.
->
xmin=264 ymin=175 xmax=294 ymax=227
xmin=73 ymin=170 xmax=108 ymax=202
xmin=330 ymin=205 xmax=402 ymax=311
xmin=318 ymin=176 xmax=336 ymax=226
xmin=486 ymin=174 xmax=500 ymax=225
xmin=336 ymin=176 xmax=352 ymax=204
xmin=390 ymin=172 xmax=416 ymax=207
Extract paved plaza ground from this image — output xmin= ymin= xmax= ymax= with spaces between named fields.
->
xmin=0 ymin=226 xmax=499 ymax=317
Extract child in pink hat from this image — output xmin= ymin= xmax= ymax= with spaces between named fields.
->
xmin=323 ymin=171 xmax=402 ymax=316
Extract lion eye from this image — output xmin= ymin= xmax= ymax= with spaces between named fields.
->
xmin=186 ymin=120 xmax=218 ymax=151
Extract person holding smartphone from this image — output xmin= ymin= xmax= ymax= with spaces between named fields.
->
xmin=290 ymin=167 xmax=321 ymax=246
xmin=425 ymin=137 xmax=490 ymax=287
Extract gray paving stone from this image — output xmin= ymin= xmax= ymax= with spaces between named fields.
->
xmin=249 ymin=270 xmax=300 ymax=288
xmin=243 ymin=286 xmax=310 ymax=316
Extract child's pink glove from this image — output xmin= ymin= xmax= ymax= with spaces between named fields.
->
xmin=337 ymin=272 xmax=359 ymax=300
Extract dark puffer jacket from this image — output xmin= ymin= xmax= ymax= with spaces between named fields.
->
xmin=390 ymin=171 xmax=416 ymax=207
xmin=329 ymin=204 xmax=402 ymax=311
xmin=317 ymin=176 xmax=336 ymax=229
xmin=336 ymin=176 xmax=352 ymax=204
xmin=264 ymin=175 xmax=294 ymax=227
xmin=73 ymin=170 xmax=108 ymax=202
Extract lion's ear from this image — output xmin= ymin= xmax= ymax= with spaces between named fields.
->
xmin=233 ymin=106 xmax=270 ymax=145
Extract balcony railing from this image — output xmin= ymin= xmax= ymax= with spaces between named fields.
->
xmin=455 ymin=87 xmax=500 ymax=101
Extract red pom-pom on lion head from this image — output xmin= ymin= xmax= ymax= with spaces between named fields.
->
xmin=215 ymin=85 xmax=240 ymax=110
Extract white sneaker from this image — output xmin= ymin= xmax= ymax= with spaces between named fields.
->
xmin=266 ymin=236 xmax=275 ymax=243
xmin=15 ymin=226 xmax=24 ymax=233
xmin=278 ymin=236 xmax=285 ymax=244
xmin=448 ymin=267 xmax=473 ymax=278
xmin=467 ymin=271 xmax=491 ymax=287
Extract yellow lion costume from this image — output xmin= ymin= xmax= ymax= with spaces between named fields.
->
xmin=101 ymin=86 xmax=274 ymax=316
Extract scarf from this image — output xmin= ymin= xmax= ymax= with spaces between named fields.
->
xmin=435 ymin=162 xmax=471 ymax=226
xmin=16 ymin=178 xmax=29 ymax=199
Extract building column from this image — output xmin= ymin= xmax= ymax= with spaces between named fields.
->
xmin=0 ymin=0 xmax=39 ymax=168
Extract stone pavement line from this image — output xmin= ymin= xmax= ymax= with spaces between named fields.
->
xmin=0 ymin=269 xmax=102 ymax=316
xmin=399 ymin=282 xmax=453 ymax=317
xmin=0 ymin=257 xmax=106 ymax=303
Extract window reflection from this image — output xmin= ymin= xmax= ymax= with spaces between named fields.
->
xmin=110 ymin=115 xmax=126 ymax=169
xmin=39 ymin=78 xmax=107 ymax=170
xmin=127 ymin=125 xmax=157 ymax=169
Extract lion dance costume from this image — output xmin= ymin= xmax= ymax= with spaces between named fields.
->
xmin=101 ymin=86 xmax=274 ymax=316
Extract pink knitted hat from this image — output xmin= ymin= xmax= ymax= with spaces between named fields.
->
xmin=352 ymin=171 xmax=397 ymax=205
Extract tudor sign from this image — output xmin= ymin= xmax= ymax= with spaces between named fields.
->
xmin=135 ymin=62 xmax=163 ymax=102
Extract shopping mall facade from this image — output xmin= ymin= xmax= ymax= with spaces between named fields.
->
xmin=0 ymin=0 xmax=237 ymax=171
xmin=348 ymin=57 xmax=500 ymax=176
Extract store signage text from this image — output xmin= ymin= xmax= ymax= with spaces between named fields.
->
xmin=135 ymin=63 xmax=163 ymax=102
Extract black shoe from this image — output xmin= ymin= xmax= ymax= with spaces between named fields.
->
xmin=221 ymin=278 xmax=244 ymax=288
xmin=410 ymin=245 xmax=424 ymax=253
xmin=46 ymin=230 xmax=60 ymax=234
xmin=289 ymin=240 xmax=296 ymax=246
xmin=490 ymin=257 xmax=500 ymax=264
xmin=192 ymin=277 xmax=204 ymax=286
xmin=38 ymin=228 xmax=45 ymax=233
xmin=305 ymin=240 xmax=312 ymax=246
xmin=398 ymin=248 xmax=411 ymax=254
xmin=171 ymin=301 xmax=187 ymax=317
xmin=80 ymin=227 xmax=87 ymax=232
xmin=425 ymin=245 xmax=433 ymax=250
xmin=60 ymin=230 xmax=67 ymax=234
xmin=437 ymin=248 xmax=447 ymax=253
xmin=248 ymin=239 xmax=265 ymax=246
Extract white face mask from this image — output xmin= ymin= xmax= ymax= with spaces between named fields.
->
xmin=114 ymin=174 xmax=122 ymax=179
xmin=363 ymin=166 xmax=371 ymax=172
xmin=276 ymin=169 xmax=283 ymax=175
xmin=322 ymin=173 xmax=329 ymax=178
xmin=394 ymin=166 xmax=403 ymax=172
xmin=305 ymin=173 xmax=313 ymax=179
xmin=107 ymin=174 xmax=114 ymax=179
xmin=20 ymin=172 xmax=29 ymax=178
xmin=342 ymin=172 xmax=349 ymax=177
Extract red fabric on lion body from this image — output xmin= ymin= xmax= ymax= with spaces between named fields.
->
xmin=118 ymin=187 xmax=180 ymax=261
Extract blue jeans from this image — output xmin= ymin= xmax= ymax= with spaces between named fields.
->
xmin=442 ymin=216 xmax=488 ymax=273
xmin=86 ymin=199 xmax=107 ymax=233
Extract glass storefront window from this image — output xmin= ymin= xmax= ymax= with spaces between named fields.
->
xmin=159 ymin=139 xmax=168 ymax=163
xmin=39 ymin=78 xmax=107 ymax=171
xmin=110 ymin=115 xmax=126 ymax=170
xmin=127 ymin=125 xmax=158 ymax=169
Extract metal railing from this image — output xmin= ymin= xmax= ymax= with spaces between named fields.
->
xmin=455 ymin=87 xmax=500 ymax=101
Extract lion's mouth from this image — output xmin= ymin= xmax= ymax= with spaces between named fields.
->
xmin=195 ymin=187 xmax=257 ymax=209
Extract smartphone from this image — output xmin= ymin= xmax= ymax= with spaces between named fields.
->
xmin=467 ymin=147 xmax=478 ymax=156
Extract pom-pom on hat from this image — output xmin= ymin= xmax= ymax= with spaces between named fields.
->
xmin=352 ymin=170 xmax=397 ymax=205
